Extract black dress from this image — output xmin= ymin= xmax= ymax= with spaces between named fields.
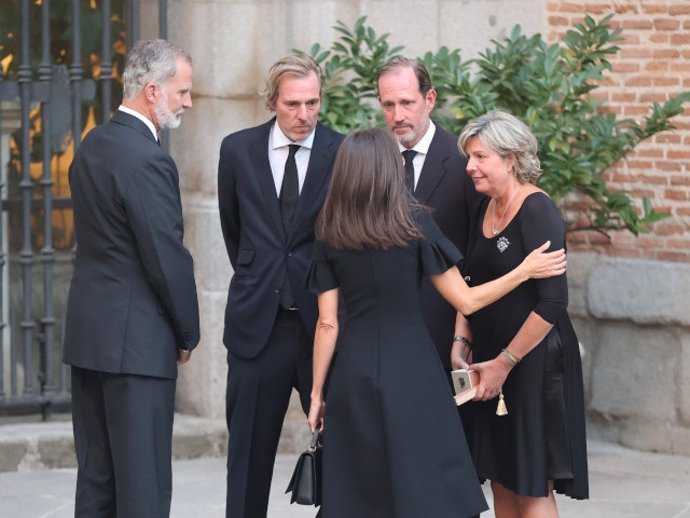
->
xmin=307 ymin=210 xmax=488 ymax=518
xmin=462 ymin=192 xmax=589 ymax=499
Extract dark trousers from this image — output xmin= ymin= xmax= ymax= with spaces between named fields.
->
xmin=70 ymin=366 xmax=176 ymax=518
xmin=225 ymin=308 xmax=312 ymax=518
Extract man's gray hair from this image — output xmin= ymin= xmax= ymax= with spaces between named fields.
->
xmin=122 ymin=39 xmax=192 ymax=100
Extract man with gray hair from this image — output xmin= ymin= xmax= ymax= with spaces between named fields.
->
xmin=63 ymin=39 xmax=200 ymax=518
xmin=218 ymin=55 xmax=343 ymax=517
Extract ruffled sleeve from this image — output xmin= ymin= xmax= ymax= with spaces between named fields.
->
xmin=306 ymin=240 xmax=339 ymax=294
xmin=417 ymin=209 xmax=463 ymax=276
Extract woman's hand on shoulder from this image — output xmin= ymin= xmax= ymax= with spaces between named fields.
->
xmin=520 ymin=240 xmax=566 ymax=280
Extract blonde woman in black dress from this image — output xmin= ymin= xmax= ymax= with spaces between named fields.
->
xmin=306 ymin=127 xmax=568 ymax=518
xmin=456 ymin=110 xmax=589 ymax=517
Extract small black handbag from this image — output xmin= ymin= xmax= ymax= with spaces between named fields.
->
xmin=285 ymin=429 xmax=323 ymax=506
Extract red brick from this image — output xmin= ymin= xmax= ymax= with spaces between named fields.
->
xmin=625 ymin=160 xmax=654 ymax=170
xmin=654 ymin=19 xmax=681 ymax=31
xmin=651 ymin=205 xmax=674 ymax=216
xmin=586 ymin=3 xmax=611 ymax=14
xmin=658 ymin=162 xmax=683 ymax=172
xmin=622 ymin=34 xmax=641 ymax=45
xmin=656 ymin=134 xmax=683 ymax=144
xmin=625 ymin=105 xmax=654 ymax=116
xmin=622 ymin=20 xmax=653 ymax=30
xmin=648 ymin=33 xmax=669 ymax=44
xmin=664 ymin=188 xmax=689 ymax=200
xmin=636 ymin=148 xmax=664 ymax=159
xmin=614 ymin=4 xmax=640 ymax=15
xmin=589 ymin=232 xmax=613 ymax=245
xmin=653 ymin=76 xmax=680 ymax=87
xmin=643 ymin=61 xmax=670 ymax=73
xmin=639 ymin=174 xmax=669 ymax=185
xmin=558 ymin=2 xmax=584 ymax=13
xmin=631 ymin=189 xmax=657 ymax=198
xmin=671 ymin=33 xmax=690 ymax=45
xmin=621 ymin=48 xmax=655 ymax=59
xmin=653 ymin=49 xmax=681 ymax=59
xmin=612 ymin=92 xmax=638 ymax=102
xmin=613 ymin=62 xmax=640 ymax=73
xmin=626 ymin=76 xmax=653 ymax=87
xmin=549 ymin=15 xmax=569 ymax=26
xmin=654 ymin=221 xmax=687 ymax=235
xmin=634 ymin=235 xmax=666 ymax=248
xmin=666 ymin=238 xmax=690 ymax=248
xmin=642 ymin=3 xmax=668 ymax=14
xmin=678 ymin=206 xmax=690 ymax=216
xmin=670 ymin=174 xmax=690 ymax=186
xmin=667 ymin=150 xmax=690 ymax=160
xmin=612 ymin=247 xmax=643 ymax=258
xmin=639 ymin=92 xmax=667 ymax=102
xmin=669 ymin=5 xmax=690 ymax=15
xmin=656 ymin=250 xmax=689 ymax=261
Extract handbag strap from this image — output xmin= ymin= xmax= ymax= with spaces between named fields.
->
xmin=308 ymin=429 xmax=321 ymax=451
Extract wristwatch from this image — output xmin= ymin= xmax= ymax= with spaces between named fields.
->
xmin=453 ymin=335 xmax=471 ymax=347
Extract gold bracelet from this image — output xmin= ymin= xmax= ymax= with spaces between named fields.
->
xmin=501 ymin=347 xmax=522 ymax=367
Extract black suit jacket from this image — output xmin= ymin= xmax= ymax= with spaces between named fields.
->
xmin=218 ymin=119 xmax=344 ymax=359
xmin=415 ymin=125 xmax=481 ymax=372
xmin=63 ymin=110 xmax=200 ymax=380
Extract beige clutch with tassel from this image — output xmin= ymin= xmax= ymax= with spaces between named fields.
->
xmin=451 ymin=369 xmax=479 ymax=406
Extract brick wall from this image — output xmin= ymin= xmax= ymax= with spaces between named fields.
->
xmin=546 ymin=1 xmax=690 ymax=262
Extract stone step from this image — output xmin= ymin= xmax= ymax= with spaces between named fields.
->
xmin=0 ymin=408 xmax=310 ymax=472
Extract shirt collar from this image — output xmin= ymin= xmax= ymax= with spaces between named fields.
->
xmin=398 ymin=120 xmax=436 ymax=155
xmin=271 ymin=121 xmax=316 ymax=151
xmin=118 ymin=105 xmax=158 ymax=141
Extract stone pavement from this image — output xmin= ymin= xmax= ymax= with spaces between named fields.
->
xmin=1 ymin=415 xmax=690 ymax=518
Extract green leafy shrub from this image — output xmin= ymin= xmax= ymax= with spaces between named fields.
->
xmin=297 ymin=15 xmax=690 ymax=236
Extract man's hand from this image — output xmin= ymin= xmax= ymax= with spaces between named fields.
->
xmin=177 ymin=349 xmax=192 ymax=365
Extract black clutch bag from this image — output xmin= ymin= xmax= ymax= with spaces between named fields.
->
xmin=285 ymin=429 xmax=323 ymax=506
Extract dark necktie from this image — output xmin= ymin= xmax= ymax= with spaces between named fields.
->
xmin=402 ymin=149 xmax=417 ymax=192
xmin=280 ymin=144 xmax=300 ymax=232
xmin=279 ymin=144 xmax=300 ymax=309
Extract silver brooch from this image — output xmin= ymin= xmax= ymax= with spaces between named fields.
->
xmin=497 ymin=236 xmax=510 ymax=253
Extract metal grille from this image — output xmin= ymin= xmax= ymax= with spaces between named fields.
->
xmin=0 ymin=0 xmax=167 ymax=417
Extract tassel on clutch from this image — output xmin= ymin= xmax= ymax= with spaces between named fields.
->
xmin=496 ymin=390 xmax=508 ymax=416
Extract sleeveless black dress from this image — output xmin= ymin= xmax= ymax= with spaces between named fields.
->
xmin=307 ymin=210 xmax=488 ymax=518
xmin=462 ymin=192 xmax=589 ymax=499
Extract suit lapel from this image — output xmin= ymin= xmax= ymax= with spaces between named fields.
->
xmin=288 ymin=124 xmax=334 ymax=241
xmin=414 ymin=129 xmax=449 ymax=205
xmin=252 ymin=121 xmax=288 ymax=242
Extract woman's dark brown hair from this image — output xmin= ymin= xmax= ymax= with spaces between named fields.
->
xmin=316 ymin=127 xmax=423 ymax=250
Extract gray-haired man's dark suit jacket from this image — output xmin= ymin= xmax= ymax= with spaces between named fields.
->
xmin=63 ymin=109 xmax=199 ymax=518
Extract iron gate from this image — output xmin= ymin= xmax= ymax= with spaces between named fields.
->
xmin=0 ymin=0 xmax=167 ymax=417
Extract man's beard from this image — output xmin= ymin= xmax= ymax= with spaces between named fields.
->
xmin=154 ymin=93 xmax=184 ymax=130
xmin=391 ymin=117 xmax=428 ymax=146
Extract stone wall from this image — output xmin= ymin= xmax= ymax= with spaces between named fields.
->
xmin=569 ymin=253 xmax=690 ymax=455
xmin=155 ymin=0 xmax=690 ymax=456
